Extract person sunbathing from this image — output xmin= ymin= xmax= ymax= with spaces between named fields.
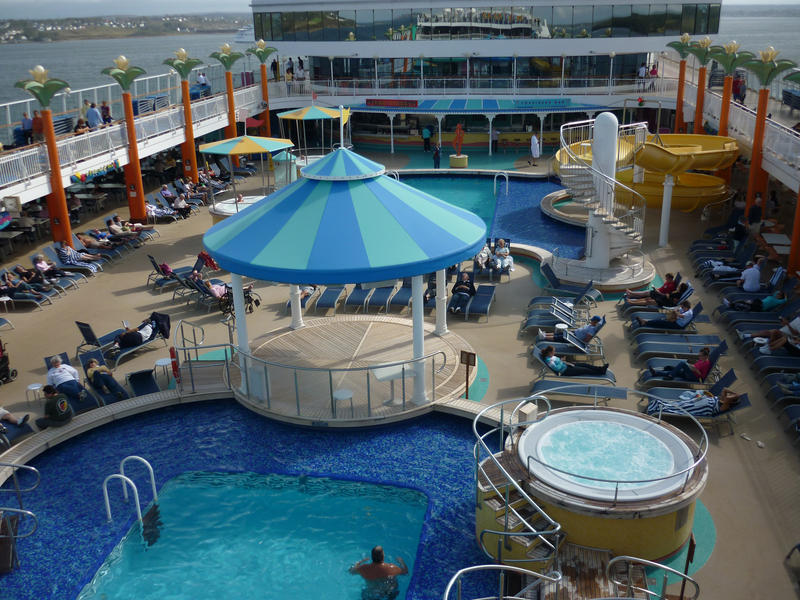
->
xmin=739 ymin=312 xmax=800 ymax=355
xmin=76 ymin=232 xmax=119 ymax=250
xmin=648 ymin=347 xmax=711 ymax=382
xmin=112 ymin=215 xmax=154 ymax=232
xmin=1 ymin=271 xmax=45 ymax=299
xmin=204 ymin=280 xmax=253 ymax=298
xmin=449 ymin=272 xmax=476 ymax=314
xmin=12 ymin=265 xmax=51 ymax=291
xmin=723 ymin=291 xmax=786 ymax=313
xmin=85 ymin=358 xmax=128 ymax=399
xmin=624 ymin=282 xmax=689 ymax=308
xmin=0 ymin=407 xmax=29 ymax=427
xmin=492 ymin=238 xmax=514 ymax=272
xmin=634 ymin=301 xmax=693 ymax=330
xmin=56 ymin=244 xmax=102 ymax=272
xmin=46 ymin=356 xmax=90 ymax=405
xmin=647 ymin=388 xmax=741 ymax=417
xmin=33 ymin=254 xmax=70 ymax=280
xmin=474 ymin=243 xmax=492 ymax=269
xmin=541 ymin=345 xmax=609 ymax=377
xmin=625 ymin=273 xmax=676 ymax=300
xmin=538 ymin=315 xmax=602 ymax=343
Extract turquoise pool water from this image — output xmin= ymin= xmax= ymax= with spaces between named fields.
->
xmin=78 ymin=472 xmax=427 ymax=600
xmin=538 ymin=422 xmax=675 ymax=490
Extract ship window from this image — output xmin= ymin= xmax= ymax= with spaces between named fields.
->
xmin=552 ymin=6 xmax=573 ymax=38
xmin=511 ymin=6 xmax=533 ymax=38
xmin=681 ymin=4 xmax=696 ymax=35
xmin=339 ymin=11 xmax=356 ymax=41
xmin=631 ymin=5 xmax=649 ymax=37
xmin=393 ymin=9 xmax=414 ymax=36
xmin=649 ymin=4 xmax=667 ymax=35
xmin=308 ymin=12 xmax=324 ymax=41
xmin=573 ymin=6 xmax=593 ymax=39
xmin=430 ymin=8 xmax=451 ymax=40
xmin=356 ymin=10 xmax=374 ymax=41
xmin=665 ymin=4 xmax=682 ymax=35
xmin=694 ymin=3 xmax=709 ymax=34
xmin=592 ymin=5 xmax=612 ymax=38
xmin=270 ymin=13 xmax=282 ymax=41
xmin=374 ymin=10 xmax=392 ymax=40
xmin=254 ymin=13 xmax=267 ymax=41
xmin=707 ymin=4 xmax=721 ymax=34
xmin=613 ymin=5 xmax=632 ymax=37
xmin=532 ymin=5 xmax=553 ymax=39
xmin=293 ymin=12 xmax=308 ymax=41
xmin=282 ymin=12 xmax=295 ymax=41
xmin=324 ymin=11 xmax=339 ymax=41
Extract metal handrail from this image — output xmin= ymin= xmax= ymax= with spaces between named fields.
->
xmin=443 ymin=564 xmax=562 ymax=600
xmin=120 ymin=456 xmax=158 ymax=504
xmin=472 ymin=396 xmax=562 ymax=562
xmin=607 ymin=555 xmax=700 ymax=600
xmin=493 ymin=171 xmax=509 ymax=196
xmin=0 ymin=508 xmax=38 ymax=541
xmin=102 ymin=473 xmax=142 ymax=523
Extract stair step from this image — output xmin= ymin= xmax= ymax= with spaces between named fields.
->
xmin=484 ymin=489 xmax=525 ymax=513
xmin=497 ymin=505 xmax=541 ymax=531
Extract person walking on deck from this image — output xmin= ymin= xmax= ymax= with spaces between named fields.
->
xmin=528 ymin=133 xmax=540 ymax=166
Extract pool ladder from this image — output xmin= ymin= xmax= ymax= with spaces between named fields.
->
xmin=102 ymin=456 xmax=158 ymax=524
xmin=493 ymin=171 xmax=509 ymax=196
xmin=0 ymin=463 xmax=40 ymax=573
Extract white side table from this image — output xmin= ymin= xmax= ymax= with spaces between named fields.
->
xmin=332 ymin=388 xmax=354 ymax=418
xmin=154 ymin=358 xmax=173 ymax=385
xmin=26 ymin=383 xmax=43 ymax=408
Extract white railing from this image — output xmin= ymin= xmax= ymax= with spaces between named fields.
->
xmin=191 ymin=95 xmax=229 ymax=124
xmin=134 ymin=107 xmax=184 ymax=142
xmin=765 ymin=119 xmax=800 ymax=170
xmin=0 ymin=145 xmax=48 ymax=190
xmin=233 ymin=85 xmax=263 ymax=112
xmin=56 ymin=124 xmax=126 ymax=167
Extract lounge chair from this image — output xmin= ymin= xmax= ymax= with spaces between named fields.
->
xmin=473 ymin=238 xmax=494 ymax=280
xmin=105 ymin=312 xmax=170 ymax=368
xmin=521 ymin=306 xmax=582 ymax=333
xmin=529 ymin=380 xmax=628 ymax=405
xmin=43 ymin=352 xmax=102 ymax=413
xmin=465 ymin=284 xmax=497 ymax=321
xmin=30 ymin=253 xmax=87 ymax=287
xmin=690 ymin=239 xmax=755 ymax=268
xmin=285 ymin=286 xmax=320 ymax=314
xmin=530 ymin=345 xmax=616 ymax=384
xmin=540 ymin=263 xmax=603 ymax=305
xmin=315 ymin=285 xmax=346 ymax=314
xmin=344 ymin=284 xmax=373 ymax=313
xmin=126 ymin=369 xmax=161 ymax=396
xmin=530 ymin=317 xmax=607 ymax=358
xmin=629 ymin=302 xmax=704 ymax=335
xmin=718 ymin=298 xmax=800 ymax=329
xmin=780 ymin=405 xmax=800 ymax=444
xmin=717 ymin=277 xmax=796 ymax=306
xmin=77 ymin=349 xmax=130 ymax=405
xmin=634 ymin=340 xmax=726 ymax=362
xmin=71 ymin=233 xmax=119 ymax=262
xmin=43 ymin=246 xmax=96 ymax=277
xmin=492 ymin=238 xmax=513 ymax=281
xmin=388 ymin=278 xmax=413 ymax=312
xmin=146 ymin=255 xmax=194 ymax=290
xmin=0 ymin=420 xmax=34 ymax=451
xmin=708 ymin=265 xmax=785 ymax=294
xmin=700 ymin=209 xmax=742 ymax=238
xmin=617 ymin=284 xmax=694 ymax=318
xmin=0 ymin=269 xmax=54 ymax=310
xmin=752 ymin=355 xmax=800 ymax=378
xmin=636 ymin=340 xmax=727 ymax=388
xmin=528 ymin=281 xmax=595 ymax=310
xmin=765 ymin=373 xmax=800 ymax=409
xmin=633 ymin=332 xmax=722 ymax=347
xmin=74 ymin=320 xmax=126 ymax=358
xmin=365 ymin=284 xmax=396 ymax=313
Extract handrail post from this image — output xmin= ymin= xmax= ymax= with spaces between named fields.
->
xmin=329 ymin=371 xmax=335 ymax=418
xmin=294 ymin=370 xmax=301 ymax=415
xmin=366 ymin=371 xmax=372 ymax=416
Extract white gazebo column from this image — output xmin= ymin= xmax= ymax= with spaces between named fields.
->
xmin=420 ymin=54 xmax=425 ymax=91
xmin=411 ymin=274 xmax=428 ymax=404
xmin=436 ymin=115 xmax=443 ymax=146
xmin=434 ymin=269 xmax=448 ymax=336
xmin=289 ymin=284 xmax=305 ymax=329
xmin=659 ymin=174 xmax=675 ymax=247
xmin=231 ymin=273 xmax=250 ymax=392
xmin=389 ymin=114 xmax=395 ymax=154
xmin=487 ymin=115 xmax=494 ymax=156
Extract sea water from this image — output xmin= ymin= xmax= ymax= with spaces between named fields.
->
xmin=77 ymin=472 xmax=427 ymax=600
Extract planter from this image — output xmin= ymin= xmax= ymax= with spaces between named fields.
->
xmin=449 ymin=154 xmax=468 ymax=168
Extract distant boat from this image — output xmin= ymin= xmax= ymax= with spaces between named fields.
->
xmin=234 ymin=25 xmax=254 ymax=44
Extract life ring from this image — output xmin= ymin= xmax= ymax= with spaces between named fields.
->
xmin=169 ymin=347 xmax=181 ymax=383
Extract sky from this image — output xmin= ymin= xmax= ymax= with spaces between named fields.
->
xmin=1 ymin=0 xmax=796 ymax=19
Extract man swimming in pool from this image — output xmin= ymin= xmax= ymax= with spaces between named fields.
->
xmin=349 ymin=546 xmax=408 ymax=600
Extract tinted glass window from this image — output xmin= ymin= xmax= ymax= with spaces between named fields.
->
xmin=339 ymin=11 xmax=356 ymax=41
xmin=271 ymin=13 xmax=282 ymax=41
xmin=665 ymin=4 xmax=682 ymax=35
xmin=613 ymin=5 xmax=632 ymax=37
xmin=534 ymin=5 xmax=553 ymax=38
xmin=374 ymin=10 xmax=392 ymax=40
xmin=631 ymin=5 xmax=649 ymax=37
xmin=553 ymin=6 xmax=573 ymax=38
xmin=593 ymin=5 xmax=612 ymax=38
xmin=356 ymin=10 xmax=374 ymax=41
xmin=512 ymin=6 xmax=533 ymax=38
xmin=573 ymin=6 xmax=593 ymax=38
xmin=695 ymin=4 xmax=709 ymax=34
xmin=649 ymin=5 xmax=667 ymax=35
xmin=708 ymin=4 xmax=721 ymax=33
xmin=308 ymin=12 xmax=323 ymax=41
xmin=681 ymin=4 xmax=696 ymax=35
xmin=293 ymin=12 xmax=308 ymax=41
xmin=324 ymin=11 xmax=338 ymax=41
xmin=282 ymin=12 xmax=295 ymax=41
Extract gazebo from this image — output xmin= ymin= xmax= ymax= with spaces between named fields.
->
xmin=203 ymin=147 xmax=486 ymax=404
xmin=277 ymin=105 xmax=352 ymax=165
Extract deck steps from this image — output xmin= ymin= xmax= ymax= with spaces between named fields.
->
xmin=534 ymin=543 xmax=619 ymax=600
xmin=477 ymin=450 xmax=529 ymax=492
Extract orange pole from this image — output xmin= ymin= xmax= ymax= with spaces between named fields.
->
xmin=789 ymin=189 xmax=800 ymax=275
xmin=718 ymin=75 xmax=733 ymax=136
xmin=259 ymin=63 xmax=271 ymax=137
xmin=42 ymin=108 xmax=72 ymax=246
xmin=675 ymin=59 xmax=686 ymax=133
xmin=745 ymin=87 xmax=770 ymax=214
xmin=224 ymin=70 xmax=239 ymax=167
xmin=121 ymin=92 xmax=147 ymax=222
xmin=692 ymin=66 xmax=707 ymax=134
xmin=180 ymin=79 xmax=199 ymax=183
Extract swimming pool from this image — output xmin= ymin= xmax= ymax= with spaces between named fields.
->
xmin=2 ymin=402 xmax=495 ymax=600
xmin=400 ymin=175 xmax=585 ymax=259
xmin=78 ymin=472 xmax=427 ymax=600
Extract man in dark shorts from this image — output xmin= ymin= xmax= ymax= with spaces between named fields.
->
xmin=349 ymin=546 xmax=408 ymax=600
xmin=36 ymin=385 xmax=74 ymax=430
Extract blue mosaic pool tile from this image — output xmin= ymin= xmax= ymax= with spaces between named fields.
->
xmin=1 ymin=401 xmax=498 ymax=600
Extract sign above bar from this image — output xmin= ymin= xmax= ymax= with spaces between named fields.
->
xmin=513 ymin=98 xmax=572 ymax=109
xmin=366 ymin=99 xmax=419 ymax=108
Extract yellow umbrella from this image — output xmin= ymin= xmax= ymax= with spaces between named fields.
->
xmin=276 ymin=106 xmax=351 ymax=158
xmin=199 ymin=135 xmax=294 ymax=196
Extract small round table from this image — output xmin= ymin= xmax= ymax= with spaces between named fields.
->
xmin=332 ymin=388 xmax=354 ymax=418
xmin=26 ymin=383 xmax=43 ymax=408
xmin=555 ymin=323 xmax=569 ymax=334
xmin=154 ymin=358 xmax=173 ymax=383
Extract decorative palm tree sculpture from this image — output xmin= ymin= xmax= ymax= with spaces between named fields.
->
xmin=708 ymin=42 xmax=754 ymax=136
xmin=246 ymin=40 xmax=278 ymax=137
xmin=742 ymin=47 xmax=797 ymax=211
xmin=666 ymin=33 xmax=692 ymax=133
xmin=211 ymin=43 xmax=245 ymax=163
xmin=102 ymin=56 xmax=148 ymax=219
xmin=164 ymin=49 xmax=204 ymax=182
xmin=686 ymin=36 xmax=714 ymax=134
xmin=15 ymin=66 xmax=73 ymax=244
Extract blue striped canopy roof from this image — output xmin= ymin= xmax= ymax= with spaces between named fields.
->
xmin=301 ymin=147 xmax=384 ymax=180
xmin=203 ymin=149 xmax=486 ymax=284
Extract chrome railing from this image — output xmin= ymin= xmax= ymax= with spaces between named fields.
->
xmin=472 ymin=396 xmax=562 ymax=565
xmin=0 ymin=145 xmax=48 ymax=192
xmin=0 ymin=462 xmax=40 ymax=571
xmin=607 ymin=555 xmax=700 ymax=600
xmin=443 ymin=564 xmax=562 ymax=600
xmin=559 ymin=118 xmax=647 ymax=244
xmin=172 ymin=318 xmax=449 ymax=421
xmin=56 ymin=123 xmax=125 ymax=167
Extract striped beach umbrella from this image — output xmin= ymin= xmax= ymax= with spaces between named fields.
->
xmin=277 ymin=105 xmax=351 ymax=158
xmin=276 ymin=106 xmax=351 ymax=122
xmin=199 ymin=135 xmax=294 ymax=195
xmin=203 ymin=147 xmax=486 ymax=284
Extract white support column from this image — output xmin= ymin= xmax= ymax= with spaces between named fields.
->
xmin=434 ymin=269 xmax=448 ymax=336
xmin=289 ymin=284 xmax=305 ymax=329
xmin=420 ymin=55 xmax=425 ymax=91
xmin=487 ymin=115 xmax=494 ymax=157
xmin=231 ymin=273 xmax=250 ymax=392
xmin=437 ymin=115 xmax=443 ymax=146
xmin=608 ymin=52 xmax=615 ymax=95
xmin=389 ymin=114 xmax=395 ymax=154
xmin=659 ymin=174 xmax=674 ymax=247
xmin=538 ymin=113 xmax=546 ymax=155
xmin=411 ymin=275 xmax=428 ymax=404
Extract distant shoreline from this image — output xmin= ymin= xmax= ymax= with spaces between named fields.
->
xmin=0 ymin=30 xmax=239 ymax=44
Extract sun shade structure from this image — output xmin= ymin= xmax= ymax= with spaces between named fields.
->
xmin=277 ymin=105 xmax=352 ymax=160
xmin=277 ymin=106 xmax=351 ymax=122
xmin=203 ymin=147 xmax=487 ymax=284
xmin=199 ymin=135 xmax=294 ymax=196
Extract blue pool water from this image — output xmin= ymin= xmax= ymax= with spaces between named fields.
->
xmin=78 ymin=472 xmax=427 ymax=600
xmin=1 ymin=401 xmax=495 ymax=600
xmin=401 ymin=175 xmax=585 ymax=259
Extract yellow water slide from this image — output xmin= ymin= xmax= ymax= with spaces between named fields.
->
xmin=558 ymin=134 xmax=740 ymax=210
